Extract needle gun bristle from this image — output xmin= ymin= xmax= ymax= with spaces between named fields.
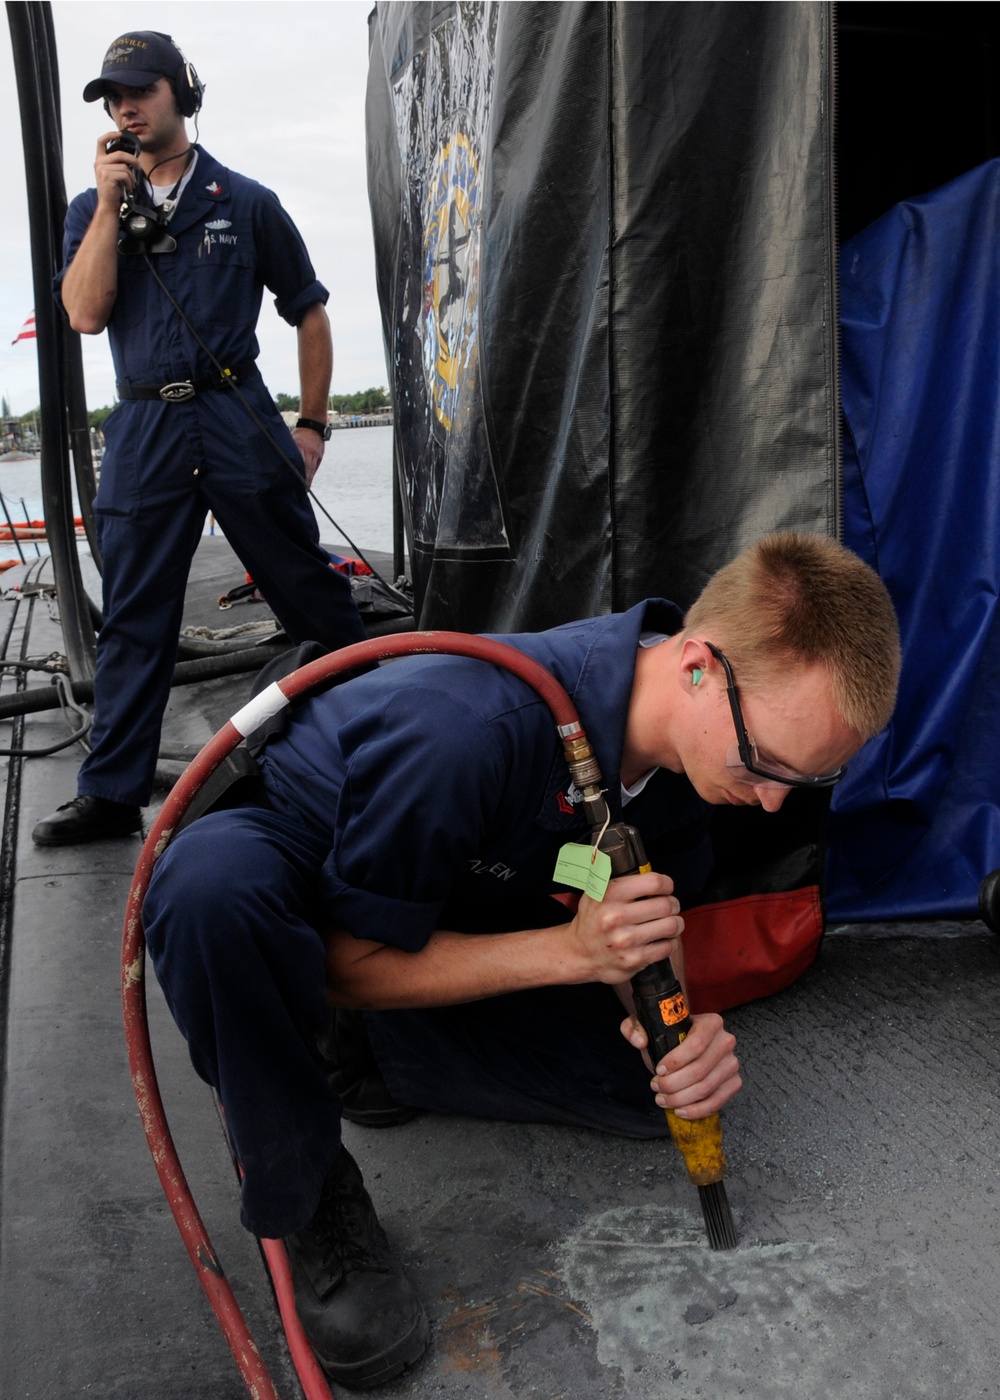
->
xmin=698 ymin=1181 xmax=738 ymax=1250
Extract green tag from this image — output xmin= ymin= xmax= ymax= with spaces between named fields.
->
xmin=553 ymin=843 xmax=612 ymax=901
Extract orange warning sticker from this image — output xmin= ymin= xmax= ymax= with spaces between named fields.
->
xmin=658 ymin=992 xmax=688 ymax=1025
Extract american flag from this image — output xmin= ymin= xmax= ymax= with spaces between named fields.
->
xmin=11 ymin=311 xmax=36 ymax=345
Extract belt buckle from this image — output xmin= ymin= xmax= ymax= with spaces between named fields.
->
xmin=159 ymin=380 xmax=196 ymax=403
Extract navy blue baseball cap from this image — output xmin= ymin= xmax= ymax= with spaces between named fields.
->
xmin=82 ymin=31 xmax=183 ymax=101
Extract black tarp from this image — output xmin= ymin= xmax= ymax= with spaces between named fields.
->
xmin=366 ymin=1 xmax=838 ymax=632
xmin=364 ymin=1 xmax=839 ymax=1009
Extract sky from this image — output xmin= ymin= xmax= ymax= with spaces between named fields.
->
xmin=1 ymin=0 xmax=386 ymax=416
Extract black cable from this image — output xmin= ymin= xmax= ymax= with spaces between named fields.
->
xmin=138 ymin=250 xmax=411 ymax=608
xmin=0 ymin=493 xmax=28 ymax=566
xmin=0 ymin=671 xmax=91 ymax=756
xmin=0 ymin=641 xmax=289 ymax=721
xmin=0 ymin=654 xmax=92 ymax=755
xmin=146 ymin=145 xmax=194 ymax=182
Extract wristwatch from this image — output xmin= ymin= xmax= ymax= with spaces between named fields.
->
xmin=295 ymin=416 xmax=333 ymax=440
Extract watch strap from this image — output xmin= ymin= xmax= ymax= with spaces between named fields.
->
xmin=295 ymin=416 xmax=332 ymax=440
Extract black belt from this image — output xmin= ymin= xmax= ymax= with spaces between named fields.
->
xmin=117 ymin=359 xmax=258 ymax=403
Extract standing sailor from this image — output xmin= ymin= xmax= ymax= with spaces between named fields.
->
xmin=33 ymin=30 xmax=366 ymax=846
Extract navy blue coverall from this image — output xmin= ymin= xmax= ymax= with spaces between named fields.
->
xmin=57 ymin=146 xmax=366 ymax=807
xmin=143 ymin=601 xmax=714 ymax=1239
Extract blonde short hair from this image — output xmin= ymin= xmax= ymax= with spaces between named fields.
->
xmin=683 ymin=532 xmax=900 ymax=740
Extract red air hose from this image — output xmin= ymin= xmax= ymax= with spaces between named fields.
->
xmin=122 ymin=631 xmax=590 ymax=1400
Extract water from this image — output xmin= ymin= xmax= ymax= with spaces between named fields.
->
xmin=305 ymin=424 xmax=396 ymax=557
xmin=0 ymin=425 xmax=396 ymax=566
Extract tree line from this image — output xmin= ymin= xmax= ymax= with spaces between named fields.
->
xmin=8 ymin=386 xmax=392 ymax=435
xmin=275 ymin=388 xmax=391 ymax=416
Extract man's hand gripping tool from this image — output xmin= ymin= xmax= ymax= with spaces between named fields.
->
xmin=596 ymin=821 xmax=739 ymax=1250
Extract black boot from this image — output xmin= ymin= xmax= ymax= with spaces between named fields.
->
xmin=32 ymin=794 xmax=143 ymax=846
xmin=284 ymin=1145 xmax=429 ymax=1388
xmin=318 ymin=1008 xmax=419 ymax=1127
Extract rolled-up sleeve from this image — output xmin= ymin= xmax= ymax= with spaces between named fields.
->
xmin=253 ymin=186 xmax=329 ymax=326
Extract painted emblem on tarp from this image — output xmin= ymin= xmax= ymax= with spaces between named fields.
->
xmin=422 ymin=132 xmax=480 ymax=434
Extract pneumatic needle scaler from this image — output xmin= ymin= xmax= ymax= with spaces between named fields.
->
xmin=595 ymin=821 xmax=739 ymax=1250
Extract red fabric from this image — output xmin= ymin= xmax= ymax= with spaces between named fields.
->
xmin=681 ymin=885 xmax=823 ymax=1013
xmin=547 ymin=884 xmax=822 ymax=1013
xmin=244 ymin=554 xmax=372 ymax=588
xmin=328 ymin=554 xmax=373 ymax=577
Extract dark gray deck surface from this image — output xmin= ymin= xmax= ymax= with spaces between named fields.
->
xmin=2 ymin=539 xmax=998 ymax=1399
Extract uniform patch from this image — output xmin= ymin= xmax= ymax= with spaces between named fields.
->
xmin=557 ymin=782 xmax=583 ymax=815
xmin=205 ymin=181 xmax=224 ymax=196
xmin=205 ymin=218 xmax=232 ymax=230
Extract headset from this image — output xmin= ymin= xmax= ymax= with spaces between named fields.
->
xmin=165 ymin=35 xmax=204 ymax=118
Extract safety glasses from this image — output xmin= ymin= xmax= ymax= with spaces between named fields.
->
xmin=705 ymin=642 xmax=846 ymax=789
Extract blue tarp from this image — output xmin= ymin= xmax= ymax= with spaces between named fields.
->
xmin=828 ymin=159 xmax=1000 ymax=920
